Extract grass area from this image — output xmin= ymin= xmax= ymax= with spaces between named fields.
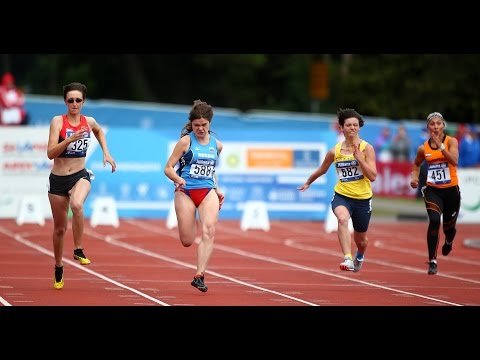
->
xmin=373 ymin=196 xmax=424 ymax=217
xmin=375 ymin=196 xmax=423 ymax=204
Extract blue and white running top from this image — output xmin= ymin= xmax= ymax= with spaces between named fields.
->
xmin=176 ymin=132 xmax=219 ymax=190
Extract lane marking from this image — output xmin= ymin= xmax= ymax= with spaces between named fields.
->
xmin=86 ymin=224 xmax=319 ymax=306
xmin=0 ymin=226 xmax=170 ymax=306
xmin=124 ymin=220 xmax=463 ymax=306
xmin=373 ymin=240 xmax=480 ymax=266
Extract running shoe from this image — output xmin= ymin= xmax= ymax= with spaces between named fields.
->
xmin=353 ymin=257 xmax=364 ymax=272
xmin=191 ymin=274 xmax=208 ymax=292
xmin=73 ymin=248 xmax=91 ymax=265
xmin=427 ymin=260 xmax=438 ymax=275
xmin=340 ymin=257 xmax=354 ymax=271
xmin=442 ymin=241 xmax=453 ymax=256
xmin=54 ymin=265 xmax=64 ymax=290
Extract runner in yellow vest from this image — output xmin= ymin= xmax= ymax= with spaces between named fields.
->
xmin=298 ymin=108 xmax=377 ymax=272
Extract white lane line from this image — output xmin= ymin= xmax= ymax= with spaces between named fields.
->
xmin=0 ymin=297 xmax=12 ymax=306
xmin=124 ymin=220 xmax=462 ymax=306
xmin=84 ymin=227 xmax=319 ymax=307
xmin=218 ymin=240 xmax=463 ymax=306
xmin=0 ymin=226 xmax=170 ymax=306
xmin=288 ymin=239 xmax=480 ymax=287
xmin=373 ymin=240 xmax=480 ymax=266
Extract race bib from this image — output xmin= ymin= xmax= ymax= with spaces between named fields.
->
xmin=336 ymin=160 xmax=364 ymax=182
xmin=427 ymin=162 xmax=451 ymax=185
xmin=189 ymin=161 xmax=215 ymax=179
xmin=65 ymin=129 xmax=90 ymax=154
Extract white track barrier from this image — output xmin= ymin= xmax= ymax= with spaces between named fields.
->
xmin=90 ymin=196 xmax=119 ymax=228
xmin=240 ymin=201 xmax=270 ymax=231
xmin=16 ymin=195 xmax=45 ymax=226
xmin=166 ymin=201 xmax=178 ymax=229
xmin=324 ymin=207 xmax=353 ymax=234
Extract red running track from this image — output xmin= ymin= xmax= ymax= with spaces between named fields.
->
xmin=1 ymin=218 xmax=479 ymax=306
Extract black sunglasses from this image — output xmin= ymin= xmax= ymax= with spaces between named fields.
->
xmin=67 ymin=98 xmax=83 ymax=103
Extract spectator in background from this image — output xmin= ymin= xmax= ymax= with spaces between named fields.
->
xmin=0 ymin=72 xmax=29 ymax=125
xmin=454 ymin=123 xmax=467 ymax=145
xmin=457 ymin=124 xmax=479 ymax=168
xmin=390 ymin=125 xmax=411 ymax=162
xmin=374 ymin=126 xmax=392 ymax=162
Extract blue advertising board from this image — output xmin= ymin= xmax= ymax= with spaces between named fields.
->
xmin=84 ymin=128 xmax=337 ymax=220
xmin=85 ymin=128 xmax=172 ymax=218
xmin=25 ymin=96 xmax=343 ymax=220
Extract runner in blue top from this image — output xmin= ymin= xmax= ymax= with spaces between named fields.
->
xmin=164 ymin=99 xmax=224 ymax=292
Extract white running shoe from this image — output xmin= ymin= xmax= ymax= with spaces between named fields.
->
xmin=340 ymin=258 xmax=354 ymax=271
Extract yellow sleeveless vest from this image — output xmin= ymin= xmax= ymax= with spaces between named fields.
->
xmin=333 ymin=140 xmax=373 ymax=199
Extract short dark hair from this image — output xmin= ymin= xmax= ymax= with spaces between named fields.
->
xmin=63 ymin=82 xmax=87 ymax=100
xmin=337 ymin=108 xmax=364 ymax=128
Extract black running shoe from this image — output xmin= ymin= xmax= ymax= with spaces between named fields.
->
xmin=427 ymin=261 xmax=438 ymax=275
xmin=191 ymin=274 xmax=208 ymax=292
xmin=54 ymin=265 xmax=64 ymax=289
xmin=442 ymin=242 xmax=453 ymax=256
xmin=73 ymin=248 xmax=91 ymax=265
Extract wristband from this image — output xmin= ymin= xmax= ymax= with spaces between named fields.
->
xmin=439 ymin=143 xmax=446 ymax=151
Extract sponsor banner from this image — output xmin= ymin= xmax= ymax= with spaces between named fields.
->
xmin=0 ymin=126 xmax=51 ymax=176
xmin=218 ymin=142 xmax=329 ymax=173
xmin=458 ymin=168 xmax=480 ymax=223
xmin=1 ymin=126 xmax=338 ymax=220
xmin=373 ymin=161 xmax=417 ymax=198
xmin=247 ymin=148 xmax=292 ymax=168
xmin=215 ymin=141 xmax=336 ymax=220
xmin=0 ymin=126 xmax=103 ymax=218
xmin=0 ymin=127 xmax=53 ymax=218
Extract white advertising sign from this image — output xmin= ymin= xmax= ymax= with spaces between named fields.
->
xmin=0 ymin=126 xmax=52 ymax=218
xmin=458 ymin=168 xmax=480 ymax=223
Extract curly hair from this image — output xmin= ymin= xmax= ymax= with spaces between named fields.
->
xmin=337 ymin=108 xmax=364 ymax=128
